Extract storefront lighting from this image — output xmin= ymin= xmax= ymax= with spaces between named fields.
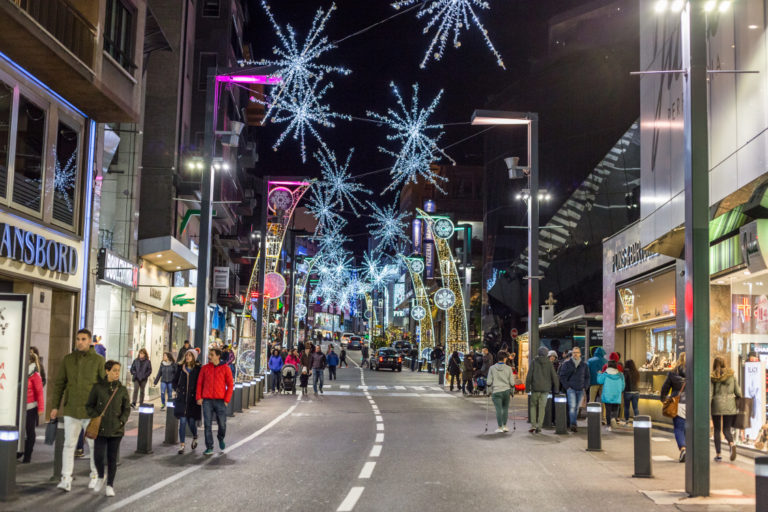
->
xmin=670 ymin=0 xmax=684 ymax=11
xmin=744 ymin=270 xmax=751 ymax=275
xmin=167 ymin=260 xmax=173 ymax=264
xmin=718 ymin=0 xmax=731 ymax=12
xmin=654 ymin=0 xmax=668 ymax=13
xmin=749 ymin=25 xmax=759 ymax=29
xmin=176 ymin=266 xmax=182 ymax=270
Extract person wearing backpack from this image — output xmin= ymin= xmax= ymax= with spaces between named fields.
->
xmin=711 ymin=355 xmax=741 ymax=462
xmin=597 ymin=359 xmax=625 ymax=430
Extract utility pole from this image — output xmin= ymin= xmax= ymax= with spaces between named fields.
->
xmin=254 ymin=177 xmax=269 ymax=375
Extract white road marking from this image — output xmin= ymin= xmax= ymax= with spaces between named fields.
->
xmin=375 ymin=415 xmax=383 ymax=422
xmin=375 ymin=433 xmax=384 ymax=443
xmin=377 ymin=385 xmax=388 ymax=390
xmin=358 ymin=461 xmax=376 ymax=479
xmin=340 ymin=385 xmax=350 ymax=389
xmin=337 ymin=487 xmax=365 ymax=511
xmin=651 ymin=436 xmax=670 ymax=442
xmin=358 ymin=385 xmax=369 ymax=390
xmin=394 ymin=386 xmax=406 ymax=390
xmin=420 ymin=393 xmax=455 ymax=398
xmin=377 ymin=423 xmax=384 ymax=431
xmin=410 ymin=386 xmax=425 ymax=391
xmin=429 ymin=386 xmax=443 ymax=391
xmin=369 ymin=445 xmax=382 ymax=457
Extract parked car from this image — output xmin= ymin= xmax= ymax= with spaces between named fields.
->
xmin=341 ymin=332 xmax=355 ymax=346
xmin=391 ymin=340 xmax=411 ymax=355
xmin=370 ymin=348 xmax=403 ymax=371
xmin=347 ymin=336 xmax=363 ymax=350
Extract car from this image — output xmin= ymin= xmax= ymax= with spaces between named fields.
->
xmin=341 ymin=332 xmax=355 ymax=347
xmin=390 ymin=340 xmax=411 ymax=355
xmin=347 ymin=336 xmax=363 ymax=350
xmin=370 ymin=348 xmax=403 ymax=371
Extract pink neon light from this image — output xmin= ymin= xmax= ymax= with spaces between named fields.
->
xmin=216 ymin=75 xmax=282 ymax=85
xmin=269 ymin=180 xmax=310 ymax=186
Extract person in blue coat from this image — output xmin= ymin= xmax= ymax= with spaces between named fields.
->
xmin=587 ymin=347 xmax=606 ymax=404
xmin=326 ymin=346 xmax=340 ymax=381
xmin=268 ymin=349 xmax=284 ymax=393
xmin=597 ymin=359 xmax=625 ymax=430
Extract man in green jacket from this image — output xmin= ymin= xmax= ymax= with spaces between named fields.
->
xmin=526 ymin=346 xmax=560 ymax=434
xmin=50 ymin=328 xmax=105 ymax=492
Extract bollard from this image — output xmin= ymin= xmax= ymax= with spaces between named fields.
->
xmin=0 ymin=426 xmax=18 ymax=501
xmin=757 ymin=457 xmax=768 ymax=511
xmin=234 ymin=383 xmax=244 ymax=413
xmin=586 ymin=402 xmax=602 ymax=452
xmin=136 ymin=404 xmax=154 ymax=454
xmin=251 ymin=380 xmax=258 ymax=405
xmin=51 ymin=420 xmax=65 ymax=481
xmin=164 ymin=403 xmax=178 ymax=445
xmin=543 ymin=393 xmax=554 ymax=428
xmin=243 ymin=383 xmax=251 ymax=409
xmin=527 ymin=392 xmax=532 ymax=423
xmin=255 ymin=379 xmax=262 ymax=403
xmin=226 ymin=395 xmax=235 ymax=417
xmin=632 ymin=415 xmax=653 ymax=478
xmin=259 ymin=376 xmax=265 ymax=399
xmin=554 ymin=394 xmax=568 ymax=434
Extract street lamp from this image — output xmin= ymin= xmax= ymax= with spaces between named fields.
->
xmin=471 ymin=110 xmax=540 ymax=368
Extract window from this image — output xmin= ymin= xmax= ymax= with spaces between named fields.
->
xmin=104 ymin=0 xmax=135 ymax=72
xmin=53 ymin=121 xmax=80 ymax=226
xmin=198 ymin=53 xmax=218 ymax=90
xmin=12 ymin=95 xmax=46 ymax=213
xmin=202 ymin=0 xmax=220 ymax=18
xmin=0 ymin=82 xmax=11 ymax=199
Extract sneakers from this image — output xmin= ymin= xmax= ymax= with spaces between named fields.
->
xmin=502 ymin=426 xmax=509 ymax=432
xmin=75 ymin=449 xmax=85 ymax=458
xmin=93 ymin=477 xmax=106 ymax=493
xmin=714 ymin=455 xmax=723 ymax=462
xmin=57 ymin=478 xmax=72 ymax=492
xmin=494 ymin=427 xmax=504 ymax=433
xmin=569 ymin=425 xmax=578 ymax=433
xmin=161 ymin=404 xmax=166 ymax=410
xmin=679 ymin=448 xmax=686 ymax=463
xmin=105 ymin=486 xmax=115 ymax=497
xmin=88 ymin=475 xmax=99 ymax=489
xmin=177 ymin=443 xmax=185 ymax=455
xmin=219 ymin=439 xmax=226 ymax=450
xmin=730 ymin=443 xmax=737 ymax=461
xmin=528 ymin=428 xmax=536 ymax=434
xmin=203 ymin=448 xmax=214 ymax=456
xmin=191 ymin=437 xmax=198 ymax=450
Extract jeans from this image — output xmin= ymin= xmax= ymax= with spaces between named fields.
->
xmin=271 ymin=370 xmax=281 ymax=392
xmin=449 ymin=373 xmax=460 ymax=390
xmin=178 ymin=416 xmax=198 ymax=444
xmin=328 ymin=366 xmax=337 ymax=380
xmin=94 ymin=436 xmax=122 ymax=486
xmin=462 ymin=377 xmax=474 ymax=394
xmin=202 ymin=399 xmax=227 ymax=450
xmin=530 ymin=391 xmax=548 ymax=430
xmin=566 ymin=389 xmax=586 ymax=426
xmin=62 ymin=416 xmax=96 ymax=481
xmin=491 ymin=390 xmax=511 ymax=428
xmin=623 ymin=392 xmax=639 ymax=420
xmin=605 ymin=403 xmax=620 ymax=425
xmin=411 ymin=358 xmax=418 ymax=371
xmin=160 ymin=381 xmax=173 ymax=405
xmin=23 ymin=408 xmax=38 ymax=462
xmin=340 ymin=357 xmax=348 ymax=368
xmin=712 ymin=414 xmax=735 ymax=455
xmin=313 ymin=368 xmax=324 ymax=392
xmin=673 ymin=415 xmax=686 ymax=450
xmin=132 ymin=379 xmax=147 ymax=404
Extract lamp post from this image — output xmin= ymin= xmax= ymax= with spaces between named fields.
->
xmin=471 ymin=110 xmax=539 ymax=369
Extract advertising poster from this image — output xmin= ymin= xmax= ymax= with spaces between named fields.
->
xmin=0 ymin=294 xmax=29 ymax=428
xmin=733 ymin=294 xmax=768 ymax=334
xmin=744 ymin=361 xmax=765 ymax=441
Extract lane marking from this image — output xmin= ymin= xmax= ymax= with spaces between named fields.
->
xmin=411 ymin=386 xmax=425 ymax=391
xmin=358 ymin=386 xmax=369 ymax=390
xmin=358 ymin=461 xmax=376 ymax=479
xmin=429 ymin=386 xmax=443 ymax=391
xmin=375 ymin=415 xmax=383 ymax=422
xmin=340 ymin=385 xmax=350 ymax=389
xmin=369 ymin=445 xmax=382 ymax=457
xmin=377 ymin=423 xmax=384 ymax=431
xmin=377 ymin=385 xmax=388 ymax=390
xmin=103 ymin=395 xmax=300 ymax=512
xmin=337 ymin=487 xmax=365 ymax=511
xmin=394 ymin=386 xmax=406 ymax=390
xmin=375 ymin=433 xmax=384 ymax=443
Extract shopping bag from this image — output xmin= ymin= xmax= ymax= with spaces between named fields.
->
xmin=733 ymin=397 xmax=753 ymax=430
xmin=44 ymin=419 xmax=58 ymax=445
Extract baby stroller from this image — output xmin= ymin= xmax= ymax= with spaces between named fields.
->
xmin=475 ymin=375 xmax=487 ymax=395
xmin=281 ymin=365 xmax=297 ymax=395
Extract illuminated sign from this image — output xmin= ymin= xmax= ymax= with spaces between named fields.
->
xmin=0 ymin=222 xmax=78 ymax=274
xmin=612 ymin=242 xmax=656 ymax=273
xmin=97 ymin=249 xmax=138 ymax=289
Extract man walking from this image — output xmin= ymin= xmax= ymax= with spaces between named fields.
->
xmin=311 ymin=345 xmax=327 ymax=393
xmin=326 ymin=346 xmax=339 ymax=380
xmin=526 ymin=346 xmax=559 ymax=434
xmin=50 ymin=329 xmax=105 ymax=491
xmin=361 ymin=343 xmax=370 ymax=369
xmin=558 ymin=346 xmax=590 ymax=432
xmin=339 ymin=347 xmax=348 ymax=368
xmin=487 ymin=350 xmax=515 ymax=433
xmin=196 ymin=348 xmax=234 ymax=455
xmin=410 ymin=345 xmax=419 ymax=371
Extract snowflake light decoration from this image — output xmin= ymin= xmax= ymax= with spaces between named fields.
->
xmin=306 ymin=179 xmax=343 ymax=235
xmin=360 ymin=251 xmax=398 ymax=290
xmin=391 ymin=0 xmax=505 ymax=69
xmin=315 ymin=147 xmax=371 ymax=216
xmin=367 ymin=199 xmax=410 ymax=252
xmin=54 ymin=152 xmax=77 ymax=212
xmin=434 ymin=287 xmax=457 ymax=310
xmin=367 ymin=82 xmax=454 ymax=193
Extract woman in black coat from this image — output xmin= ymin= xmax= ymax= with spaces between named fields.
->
xmin=174 ymin=349 xmax=201 ymax=454
xmin=447 ymin=351 xmax=462 ymax=392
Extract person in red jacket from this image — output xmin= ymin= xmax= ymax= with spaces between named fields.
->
xmin=602 ymin=352 xmax=624 ymax=373
xmin=22 ymin=351 xmax=45 ymax=462
xmin=196 ymin=347 xmax=233 ymax=455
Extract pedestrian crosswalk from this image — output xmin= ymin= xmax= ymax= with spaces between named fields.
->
xmin=321 ymin=384 xmax=446 ymax=392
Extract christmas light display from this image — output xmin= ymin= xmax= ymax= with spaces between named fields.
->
xmin=399 ymin=254 xmax=434 ymax=352
xmin=306 ymin=179 xmax=344 ymax=235
xmin=54 ymin=152 xmax=77 ymax=212
xmin=367 ymin=199 xmax=410 ymax=252
xmin=315 ymin=147 xmax=371 ymax=216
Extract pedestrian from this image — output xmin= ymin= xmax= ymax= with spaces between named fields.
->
xmin=487 ymin=350 xmax=515 ymax=433
xmin=462 ymin=352 xmax=475 ymax=395
xmin=660 ymin=352 xmax=687 ymax=463
xmin=327 ymin=346 xmax=339 ymax=380
xmin=300 ymin=345 xmax=313 ymax=373
xmin=432 ymin=345 xmax=444 ymax=374
xmin=587 ymin=347 xmax=606 ymax=407
xmin=92 ymin=336 xmax=107 ymax=359
xmin=129 ymin=348 xmax=152 ymax=407
xmin=196 ymin=347 xmax=234 ymax=456
xmin=153 ymin=351 xmax=177 ymax=410
xmin=558 ymin=346 xmax=590 ymax=432
xmin=300 ymin=367 xmax=309 ymax=394
xmin=526 ymin=346 xmax=560 ymax=433
xmin=176 ymin=339 xmax=192 ymax=363
xmin=268 ymin=349 xmax=284 ymax=394
xmin=285 ymin=348 xmax=301 ymax=371
xmin=623 ymin=359 xmax=640 ymax=423
xmin=602 ymin=351 xmax=624 ymax=373
xmin=311 ymin=345 xmax=327 ymax=394
xmin=479 ymin=347 xmax=494 ymax=378
xmin=50 ymin=328 xmax=105 ymax=491
xmin=340 ymin=347 xmax=348 ymax=368
xmin=29 ymin=346 xmax=47 ymax=386
xmin=597 ymin=359 xmax=625 ymax=430
xmin=174 ymin=349 xmax=201 ymax=454
xmin=362 ymin=343 xmax=370 ymax=368
xmin=711 ymin=355 xmax=740 ymax=462
xmin=447 ymin=351 xmax=462 ymax=391
xmin=85 ymin=359 xmax=130 ymax=497
xmin=410 ymin=345 xmax=419 ymax=371
xmin=548 ymin=350 xmax=560 ymax=376
xmin=20 ymin=351 xmax=44 ymax=463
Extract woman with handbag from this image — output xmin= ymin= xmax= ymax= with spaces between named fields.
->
xmin=711 ymin=356 xmax=741 ymax=462
xmin=660 ymin=352 xmax=687 ymax=463
xmin=85 ymin=360 xmax=130 ymax=497
xmin=174 ymin=349 xmax=201 ymax=454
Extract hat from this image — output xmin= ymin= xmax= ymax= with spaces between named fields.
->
xmin=537 ymin=346 xmax=549 ymax=357
xmin=547 ymin=350 xmax=558 ymax=358
xmin=186 ymin=349 xmax=197 ymax=359
xmin=609 ymin=352 xmax=620 ymax=362
xmin=194 ymin=347 xmax=201 ymax=354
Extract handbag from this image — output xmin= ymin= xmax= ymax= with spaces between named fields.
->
xmin=662 ymin=381 xmax=685 ymax=418
xmin=44 ymin=419 xmax=58 ymax=445
xmin=733 ymin=396 xmax=753 ymax=430
xmin=85 ymin=386 xmax=119 ymax=440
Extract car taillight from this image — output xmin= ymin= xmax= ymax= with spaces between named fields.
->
xmin=379 ymin=357 xmax=384 ymax=362
xmin=398 ymin=357 xmax=402 ymax=363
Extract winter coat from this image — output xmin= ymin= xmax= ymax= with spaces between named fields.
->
xmin=196 ymin=363 xmax=234 ymax=402
xmin=597 ymin=368 xmax=625 ymax=404
xmin=174 ymin=364 xmax=202 ymax=420
xmin=362 ymin=346 xmax=370 ymax=359
xmin=300 ymin=351 xmax=313 ymax=371
xmin=340 ymin=349 xmax=347 ymax=360
xmin=269 ymin=355 xmax=284 ymax=372
xmin=479 ymin=353 xmax=494 ymax=377
xmin=300 ymin=373 xmax=309 ymax=387
xmin=487 ymin=362 xmax=515 ymax=394
xmin=50 ymin=347 xmax=106 ymax=419
xmin=327 ymin=352 xmax=340 ymax=367
xmin=711 ymin=369 xmax=741 ymax=416
xmin=448 ymin=355 xmax=462 ymax=376
xmin=526 ymin=355 xmax=559 ymax=393
xmin=26 ymin=367 xmax=44 ymax=413
xmin=462 ymin=357 xmax=474 ymax=379
xmin=285 ymin=354 xmax=301 ymax=369
xmin=660 ymin=366 xmax=686 ymax=404
xmin=85 ymin=379 xmax=131 ymax=437
xmin=623 ymin=368 xmax=639 ymax=393
xmin=176 ymin=345 xmax=192 ymax=363
xmin=311 ymin=352 xmax=327 ymax=370
xmin=558 ymin=357 xmax=590 ymax=392
xmin=154 ymin=361 xmax=177 ymax=385
xmin=587 ymin=347 xmax=606 ymax=386
xmin=130 ymin=357 xmax=152 ymax=382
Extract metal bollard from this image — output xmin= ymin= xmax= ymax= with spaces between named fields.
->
xmin=586 ymin=402 xmax=602 ymax=451
xmin=164 ymin=403 xmax=178 ymax=445
xmin=632 ymin=415 xmax=653 ymax=478
xmin=51 ymin=420 xmax=65 ymax=481
xmin=259 ymin=376 xmax=265 ymax=399
xmin=136 ymin=404 xmax=154 ymax=454
xmin=527 ymin=392 xmax=532 ymax=423
xmin=255 ymin=379 xmax=262 ymax=403
xmin=234 ymin=383 xmax=244 ymax=413
xmin=757 ymin=457 xmax=768 ymax=511
xmin=543 ymin=393 xmax=554 ymax=428
xmin=226 ymin=395 xmax=235 ymax=417
xmin=251 ymin=380 xmax=257 ymax=405
xmin=243 ymin=383 xmax=251 ymax=409
xmin=0 ymin=426 xmax=18 ymax=501
xmin=554 ymin=394 xmax=568 ymax=434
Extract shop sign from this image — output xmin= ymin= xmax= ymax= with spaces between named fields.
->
xmin=0 ymin=294 xmax=29 ymax=428
xmin=213 ymin=267 xmax=229 ymax=290
xmin=170 ymin=287 xmax=196 ymax=313
xmin=97 ymin=249 xmax=138 ymax=290
xmin=741 ymin=221 xmax=768 ymax=274
xmin=744 ymin=361 xmax=765 ymax=440
xmin=0 ymin=222 xmax=78 ymax=274
xmin=611 ymin=242 xmax=657 ymax=273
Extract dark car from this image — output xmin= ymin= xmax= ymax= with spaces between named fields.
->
xmin=347 ymin=336 xmax=363 ymax=350
xmin=370 ymin=348 xmax=403 ymax=371
xmin=391 ymin=340 xmax=411 ymax=355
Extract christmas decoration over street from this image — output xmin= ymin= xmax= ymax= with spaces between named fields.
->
xmin=367 ymin=199 xmax=410 ymax=252
xmin=411 ymin=305 xmax=427 ymax=321
xmin=315 ymin=147 xmax=371 ymax=216
xmin=434 ymin=287 xmax=456 ymax=310
xmin=432 ymin=217 xmax=455 ymax=239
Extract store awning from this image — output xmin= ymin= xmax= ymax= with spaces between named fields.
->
xmin=138 ymin=236 xmax=198 ymax=272
xmin=540 ymin=305 xmax=602 ymax=331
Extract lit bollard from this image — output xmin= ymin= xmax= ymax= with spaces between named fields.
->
xmin=756 ymin=457 xmax=768 ymax=511
xmin=586 ymin=402 xmax=602 ymax=452
xmin=554 ymin=394 xmax=568 ymax=434
xmin=0 ymin=426 xmax=18 ymax=501
xmin=164 ymin=403 xmax=178 ymax=445
xmin=632 ymin=415 xmax=653 ymax=478
xmin=243 ymin=383 xmax=251 ymax=409
xmin=51 ymin=420 xmax=64 ymax=481
xmin=136 ymin=404 xmax=154 ymax=454
xmin=543 ymin=393 xmax=554 ymax=429
xmin=234 ymin=383 xmax=244 ymax=413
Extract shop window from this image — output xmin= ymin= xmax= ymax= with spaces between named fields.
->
xmin=616 ymin=269 xmax=676 ymax=327
xmin=12 ymin=95 xmax=46 ymax=213
xmin=202 ymin=0 xmax=220 ymax=18
xmin=104 ymin=0 xmax=135 ymax=72
xmin=0 ymin=82 xmax=11 ymax=199
xmin=53 ymin=121 xmax=80 ymax=226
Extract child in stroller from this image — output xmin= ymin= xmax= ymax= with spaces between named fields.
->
xmin=474 ymin=372 xmax=487 ymax=395
xmin=281 ymin=365 xmax=297 ymax=394
xmin=299 ymin=367 xmax=309 ymax=395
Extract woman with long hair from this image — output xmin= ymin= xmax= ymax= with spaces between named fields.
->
xmin=153 ymin=351 xmax=177 ymax=410
xmin=129 ymin=348 xmax=152 ymax=407
xmin=20 ymin=351 xmax=44 ymax=462
xmin=622 ymin=360 xmax=640 ymax=422
xmin=660 ymin=352 xmax=687 ymax=462
xmin=174 ymin=350 xmax=201 ymax=454
xmin=711 ymin=355 xmax=741 ymax=461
